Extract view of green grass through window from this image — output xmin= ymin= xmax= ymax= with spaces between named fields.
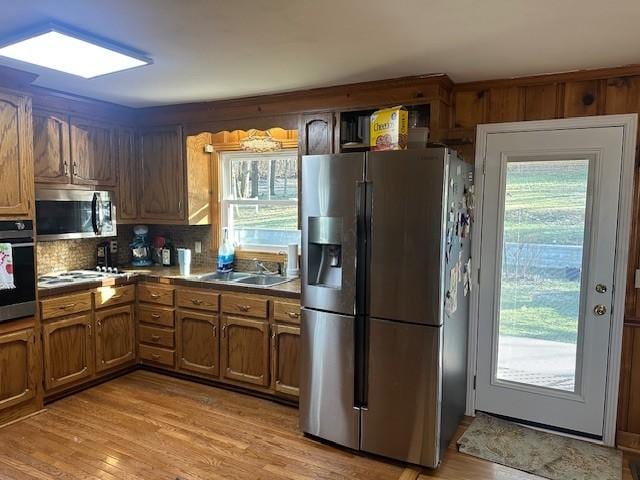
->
xmin=497 ymin=159 xmax=589 ymax=392
xmin=221 ymin=150 xmax=299 ymax=250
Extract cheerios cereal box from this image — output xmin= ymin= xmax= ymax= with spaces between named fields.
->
xmin=370 ymin=106 xmax=408 ymax=151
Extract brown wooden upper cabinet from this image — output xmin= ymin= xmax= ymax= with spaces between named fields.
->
xmin=0 ymin=327 xmax=37 ymax=411
xmin=33 ymin=110 xmax=117 ymax=187
xmin=300 ymin=112 xmax=335 ymax=156
xmin=69 ymin=116 xmax=117 ymax=186
xmin=117 ymin=127 xmax=139 ymax=221
xmin=0 ymin=90 xmax=34 ymax=218
xmin=33 ymin=109 xmax=71 ymax=184
xmin=138 ymin=125 xmax=185 ymax=222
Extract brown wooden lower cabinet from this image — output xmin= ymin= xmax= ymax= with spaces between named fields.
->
xmin=0 ymin=328 xmax=37 ymax=410
xmin=221 ymin=315 xmax=270 ymax=387
xmin=42 ymin=313 xmax=94 ymax=391
xmin=95 ymin=305 xmax=135 ymax=373
xmin=177 ymin=310 xmax=219 ymax=377
xmin=271 ymin=323 xmax=300 ymax=397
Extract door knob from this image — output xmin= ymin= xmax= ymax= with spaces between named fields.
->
xmin=594 ymin=304 xmax=607 ymax=316
xmin=595 ymin=284 xmax=608 ymax=293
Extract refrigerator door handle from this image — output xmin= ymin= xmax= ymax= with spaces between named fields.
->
xmin=354 ymin=181 xmax=371 ymax=409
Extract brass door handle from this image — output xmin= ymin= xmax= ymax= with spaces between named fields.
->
xmin=150 ymin=293 xmax=161 ymax=298
xmin=222 ymin=324 xmax=227 ymax=337
xmin=151 ymin=354 xmax=160 ymax=360
xmin=151 ymin=335 xmax=160 ymax=341
xmin=111 ymin=295 xmax=123 ymax=300
xmin=60 ymin=303 xmax=76 ymax=309
xmin=151 ymin=313 xmax=160 ymax=319
xmin=287 ymin=312 xmax=300 ymax=319
xmin=191 ymin=299 xmax=203 ymax=305
xmin=594 ymin=304 xmax=607 ymax=316
xmin=237 ymin=304 xmax=251 ymax=312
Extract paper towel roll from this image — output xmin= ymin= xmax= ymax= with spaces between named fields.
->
xmin=286 ymin=243 xmax=300 ymax=277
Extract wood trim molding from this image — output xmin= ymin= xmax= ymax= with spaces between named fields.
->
xmin=454 ymin=64 xmax=640 ymax=92
xmin=204 ymin=128 xmax=298 ymax=253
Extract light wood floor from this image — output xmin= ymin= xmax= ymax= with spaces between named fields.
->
xmin=0 ymin=370 xmax=635 ymax=479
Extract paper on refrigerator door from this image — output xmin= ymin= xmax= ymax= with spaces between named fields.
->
xmin=0 ymin=243 xmax=15 ymax=290
xmin=445 ymin=264 xmax=458 ymax=316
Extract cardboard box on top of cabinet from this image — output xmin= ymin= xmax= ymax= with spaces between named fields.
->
xmin=370 ymin=106 xmax=408 ymax=151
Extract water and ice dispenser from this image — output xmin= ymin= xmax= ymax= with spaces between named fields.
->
xmin=307 ymin=217 xmax=342 ymax=289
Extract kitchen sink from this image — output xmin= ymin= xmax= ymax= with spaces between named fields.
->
xmin=197 ymin=271 xmax=291 ymax=287
xmin=198 ymin=272 xmax=251 ymax=282
xmin=234 ymin=275 xmax=291 ymax=286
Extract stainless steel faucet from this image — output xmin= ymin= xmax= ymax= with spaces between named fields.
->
xmin=253 ymin=258 xmax=282 ymax=275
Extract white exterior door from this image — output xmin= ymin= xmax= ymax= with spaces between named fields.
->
xmin=474 ymin=120 xmax=633 ymax=439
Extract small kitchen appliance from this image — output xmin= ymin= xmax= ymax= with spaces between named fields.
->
xmin=97 ymin=239 xmax=118 ymax=269
xmin=129 ymin=225 xmax=153 ymax=267
xmin=36 ymin=189 xmax=116 ymax=240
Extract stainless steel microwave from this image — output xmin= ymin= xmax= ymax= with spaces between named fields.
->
xmin=35 ymin=189 xmax=117 ymax=241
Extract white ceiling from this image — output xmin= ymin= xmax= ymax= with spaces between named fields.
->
xmin=1 ymin=0 xmax=639 ymax=107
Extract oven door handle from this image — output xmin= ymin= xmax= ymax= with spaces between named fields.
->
xmin=9 ymin=242 xmax=34 ymax=248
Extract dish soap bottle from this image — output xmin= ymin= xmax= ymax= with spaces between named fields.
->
xmin=217 ymin=228 xmax=235 ymax=273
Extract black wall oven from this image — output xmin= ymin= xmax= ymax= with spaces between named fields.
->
xmin=36 ymin=189 xmax=117 ymax=241
xmin=0 ymin=220 xmax=36 ymax=323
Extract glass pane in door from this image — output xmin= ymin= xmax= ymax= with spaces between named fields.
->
xmin=496 ymin=159 xmax=589 ymax=392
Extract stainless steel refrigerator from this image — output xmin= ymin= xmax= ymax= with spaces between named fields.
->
xmin=300 ymin=148 xmax=473 ymax=468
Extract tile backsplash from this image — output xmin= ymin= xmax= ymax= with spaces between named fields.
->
xmin=36 ymin=224 xmax=283 ymax=274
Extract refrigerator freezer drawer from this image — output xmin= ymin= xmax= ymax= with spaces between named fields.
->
xmin=361 ymin=318 xmax=442 ymax=467
xmin=299 ymin=308 xmax=360 ymax=449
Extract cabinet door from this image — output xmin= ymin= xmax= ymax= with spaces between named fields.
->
xmin=95 ymin=305 xmax=135 ymax=373
xmin=33 ymin=109 xmax=71 ymax=184
xmin=300 ymin=113 xmax=335 ymax=155
xmin=139 ymin=126 xmax=185 ymax=221
xmin=70 ymin=117 xmax=116 ymax=186
xmin=177 ymin=310 xmax=219 ymax=377
xmin=117 ymin=127 xmax=138 ymax=221
xmin=0 ymin=91 xmax=34 ymax=217
xmin=221 ymin=315 xmax=269 ymax=386
xmin=0 ymin=328 xmax=36 ymax=410
xmin=271 ymin=323 xmax=300 ymax=397
xmin=42 ymin=313 xmax=93 ymax=391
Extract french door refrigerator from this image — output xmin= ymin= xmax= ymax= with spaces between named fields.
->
xmin=300 ymin=148 xmax=473 ymax=468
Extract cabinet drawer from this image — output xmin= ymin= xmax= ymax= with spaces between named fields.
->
xmin=139 ymin=344 xmax=174 ymax=367
xmin=137 ymin=305 xmax=174 ymax=328
xmin=94 ymin=284 xmax=135 ymax=309
xmin=138 ymin=283 xmax=174 ymax=306
xmin=139 ymin=324 xmax=174 ymax=348
xmin=273 ymin=301 xmax=301 ymax=324
xmin=221 ymin=294 xmax=268 ymax=319
xmin=176 ymin=288 xmax=219 ymax=312
xmin=41 ymin=292 xmax=92 ymax=320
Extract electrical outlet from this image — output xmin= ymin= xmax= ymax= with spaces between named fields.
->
xmin=195 ymin=241 xmax=202 ymax=254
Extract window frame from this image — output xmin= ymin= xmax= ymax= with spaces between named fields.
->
xmin=219 ymin=149 xmax=299 ymax=253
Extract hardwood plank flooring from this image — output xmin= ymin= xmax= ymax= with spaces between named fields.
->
xmin=0 ymin=370 xmax=634 ymax=479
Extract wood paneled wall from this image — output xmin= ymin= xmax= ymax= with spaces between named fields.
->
xmin=451 ymin=66 xmax=640 ymax=448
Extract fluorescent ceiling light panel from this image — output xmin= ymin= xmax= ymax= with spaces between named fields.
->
xmin=0 ymin=25 xmax=151 ymax=78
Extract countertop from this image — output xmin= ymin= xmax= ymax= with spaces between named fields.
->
xmin=38 ymin=265 xmax=301 ymax=300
